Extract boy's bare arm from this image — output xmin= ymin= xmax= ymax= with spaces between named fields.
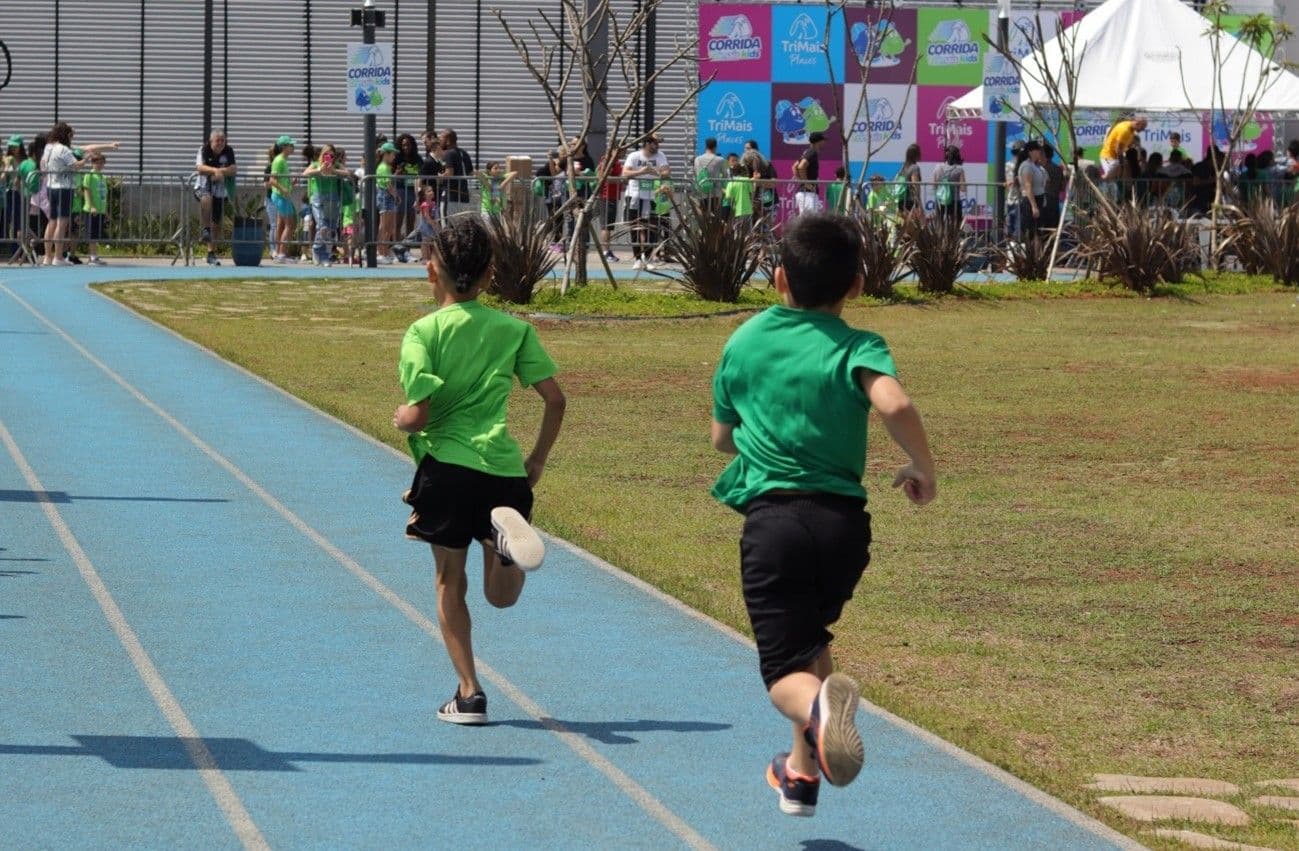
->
xmin=711 ymin=419 xmax=738 ymax=455
xmin=859 ymin=371 xmax=937 ymax=505
xmin=526 ymin=377 xmax=566 ymax=486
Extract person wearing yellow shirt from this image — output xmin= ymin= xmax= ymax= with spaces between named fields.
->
xmin=1100 ymin=116 xmax=1147 ymax=181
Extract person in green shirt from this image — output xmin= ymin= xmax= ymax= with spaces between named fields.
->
xmin=303 ymin=142 xmax=341 ymax=266
xmin=269 ymin=134 xmax=297 ymax=262
xmin=824 ymin=166 xmax=851 ymax=214
xmin=476 ymin=160 xmax=515 ymax=217
xmin=710 ymin=213 xmax=937 ymax=817
xmin=723 ymin=161 xmax=756 ymax=221
xmin=863 ymin=174 xmax=898 ymax=229
xmin=392 ymin=215 xmax=567 ymax=726
xmin=375 ymin=141 xmax=399 ymax=264
xmin=81 ymin=153 xmax=109 ymax=265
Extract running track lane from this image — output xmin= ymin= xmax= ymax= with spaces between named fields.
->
xmin=0 ymin=265 xmax=1142 ymax=850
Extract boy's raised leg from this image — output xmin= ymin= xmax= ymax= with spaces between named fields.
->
xmin=481 ymin=541 xmax=526 ymax=609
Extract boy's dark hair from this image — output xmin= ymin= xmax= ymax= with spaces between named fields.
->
xmin=834 ymin=166 xmax=846 ymax=178
xmin=433 ymin=215 xmax=494 ymax=293
xmin=779 ymin=213 xmax=862 ymax=309
xmin=704 ymin=137 xmax=718 ymax=151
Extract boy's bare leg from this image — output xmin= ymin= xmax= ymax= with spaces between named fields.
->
xmin=481 ymin=541 xmax=525 ymax=609
xmin=432 ymin=545 xmax=481 ymax=698
xmin=768 ymin=648 xmax=833 ymax=777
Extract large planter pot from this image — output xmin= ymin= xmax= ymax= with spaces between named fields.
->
xmin=231 ymin=218 xmax=266 ymax=267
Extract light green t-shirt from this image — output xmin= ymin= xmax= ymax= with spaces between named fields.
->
xmin=653 ymin=179 xmax=673 ymax=216
xmin=398 ymin=300 xmax=558 ymax=476
xmin=711 ymin=305 xmax=897 ymax=510
xmin=307 ymin=160 xmax=339 ymax=199
xmin=723 ymin=176 xmax=754 ymax=216
xmin=19 ymin=159 xmax=39 ymax=196
xmin=82 ymin=171 xmax=108 ymax=213
xmin=479 ymin=174 xmax=504 ymax=215
xmin=270 ymin=153 xmax=292 ymax=200
xmin=375 ymin=161 xmax=392 ymax=190
xmin=826 ymin=180 xmax=847 ymax=213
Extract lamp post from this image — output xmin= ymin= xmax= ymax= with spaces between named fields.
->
xmin=994 ymin=0 xmax=1010 ymax=243
xmin=351 ymin=0 xmax=386 ymax=268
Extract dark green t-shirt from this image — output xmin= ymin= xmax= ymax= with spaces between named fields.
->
xmin=399 ymin=300 xmax=557 ymax=476
xmin=711 ymin=305 xmax=897 ymax=510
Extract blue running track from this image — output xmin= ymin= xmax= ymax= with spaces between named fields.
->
xmin=0 ymin=265 xmax=1141 ymax=849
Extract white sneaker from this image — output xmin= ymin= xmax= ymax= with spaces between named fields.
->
xmin=632 ymin=258 xmax=645 ymax=271
xmin=378 ymin=255 xmax=394 ymax=265
xmin=273 ymin=254 xmax=288 ymax=263
xmin=490 ymin=507 xmax=544 ymax=571
xmin=51 ymin=258 xmax=70 ymax=266
xmin=89 ymin=257 xmax=106 ymax=266
xmin=645 ymin=262 xmax=658 ymax=271
xmin=322 ymin=261 xmax=333 ymax=268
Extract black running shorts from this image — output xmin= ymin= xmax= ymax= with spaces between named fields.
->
xmin=740 ymin=493 xmax=871 ymax=688
xmin=403 ymin=455 xmax=533 ymax=550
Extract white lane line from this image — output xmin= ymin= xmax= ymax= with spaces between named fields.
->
xmin=0 ymin=418 xmax=270 ymax=851
xmin=4 ymin=282 xmax=715 ymax=851
xmin=87 ymin=276 xmax=1138 ymax=849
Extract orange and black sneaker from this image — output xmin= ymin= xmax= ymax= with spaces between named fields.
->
xmin=767 ymin=752 xmax=820 ymax=817
xmin=804 ymin=672 xmax=865 ymax=787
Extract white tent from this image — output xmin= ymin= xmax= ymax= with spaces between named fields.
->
xmin=949 ymin=0 xmax=1299 ymax=117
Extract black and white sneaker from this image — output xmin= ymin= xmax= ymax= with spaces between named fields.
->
xmin=437 ymin=688 xmax=487 ymax=725
xmin=490 ymin=507 xmax=544 ymax=571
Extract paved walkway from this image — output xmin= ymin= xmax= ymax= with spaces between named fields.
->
xmin=1 ymin=264 xmax=1139 ymax=849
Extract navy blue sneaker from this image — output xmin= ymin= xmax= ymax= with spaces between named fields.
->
xmin=804 ymin=672 xmax=865 ymax=787
xmin=767 ymin=752 xmax=819 ymax=817
xmin=437 ymin=688 xmax=487 ymax=725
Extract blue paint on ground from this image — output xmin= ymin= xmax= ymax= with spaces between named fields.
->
xmin=0 ymin=265 xmax=1131 ymax=849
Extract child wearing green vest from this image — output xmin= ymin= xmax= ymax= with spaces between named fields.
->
xmin=710 ymin=213 xmax=937 ymax=817
xmin=392 ymin=215 xmax=567 ymax=726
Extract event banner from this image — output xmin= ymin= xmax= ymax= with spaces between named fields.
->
xmin=697 ymin=3 xmax=1276 ymax=213
xmin=346 ymin=42 xmax=394 ymax=115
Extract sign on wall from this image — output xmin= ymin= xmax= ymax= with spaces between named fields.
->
xmin=346 ymin=42 xmax=394 ymax=115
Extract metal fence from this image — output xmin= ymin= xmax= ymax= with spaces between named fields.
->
xmin=2 ymin=167 xmax=1292 ymax=267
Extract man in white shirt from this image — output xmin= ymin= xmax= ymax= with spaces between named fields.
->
xmin=622 ymin=135 xmax=669 ymax=271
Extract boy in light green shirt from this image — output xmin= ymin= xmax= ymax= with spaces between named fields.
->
xmin=392 ymin=216 xmax=567 ymax=726
xmin=863 ymin=174 xmax=898 ymax=227
xmin=711 ymin=212 xmax=936 ymax=817
xmin=477 ymin=161 xmax=515 ymax=217
xmin=824 ymin=166 xmax=850 ymax=214
xmin=81 ymin=153 xmax=109 ymax=264
xmin=723 ymin=161 xmax=756 ymax=221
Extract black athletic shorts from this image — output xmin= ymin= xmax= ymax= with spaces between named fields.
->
xmin=740 ymin=493 xmax=871 ymax=688
xmin=403 ymin=455 xmax=533 ymax=550
xmin=85 ymin=213 xmax=106 ymax=241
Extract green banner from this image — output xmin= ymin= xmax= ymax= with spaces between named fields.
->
xmin=916 ymin=9 xmax=989 ymax=86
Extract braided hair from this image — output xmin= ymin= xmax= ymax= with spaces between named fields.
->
xmin=433 ymin=215 xmax=493 ymax=293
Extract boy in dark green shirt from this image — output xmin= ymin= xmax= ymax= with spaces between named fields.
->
xmin=711 ymin=212 xmax=937 ymax=817
xmin=393 ymin=216 xmax=567 ymax=725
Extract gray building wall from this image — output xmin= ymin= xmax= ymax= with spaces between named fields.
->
xmin=0 ymin=1 xmax=698 ymax=176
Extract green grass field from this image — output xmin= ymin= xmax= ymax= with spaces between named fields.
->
xmin=98 ymin=275 xmax=1299 ymax=849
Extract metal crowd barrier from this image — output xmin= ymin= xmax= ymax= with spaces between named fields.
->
xmin=1 ymin=166 xmax=1287 ymax=267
